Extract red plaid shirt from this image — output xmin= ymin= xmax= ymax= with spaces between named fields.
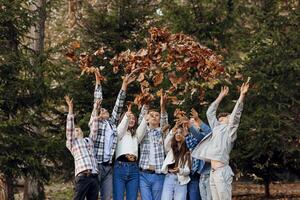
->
xmin=66 ymin=114 xmax=98 ymax=176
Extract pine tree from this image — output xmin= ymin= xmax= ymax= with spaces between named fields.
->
xmin=231 ymin=1 xmax=300 ymax=197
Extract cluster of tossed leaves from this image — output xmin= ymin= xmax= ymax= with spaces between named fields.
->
xmin=65 ymin=27 xmax=225 ymax=108
xmin=65 ymin=42 xmax=106 ymax=80
xmin=110 ymin=27 xmax=225 ymax=107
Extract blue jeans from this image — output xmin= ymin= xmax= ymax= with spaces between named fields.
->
xmin=139 ymin=171 xmax=165 ymax=200
xmin=113 ymin=161 xmax=139 ymax=200
xmin=187 ymin=173 xmax=201 ymax=200
xmin=200 ymin=174 xmax=212 ymax=200
xmin=161 ymin=174 xmax=187 ymax=200
xmin=98 ymin=163 xmax=113 ymax=200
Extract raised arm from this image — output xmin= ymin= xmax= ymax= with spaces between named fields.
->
xmin=65 ymin=96 xmax=75 ymax=151
xmin=164 ymin=130 xmax=174 ymax=153
xmin=206 ymin=86 xmax=229 ymax=129
xmin=228 ymin=81 xmax=249 ymax=140
xmin=199 ymin=121 xmax=211 ymax=136
xmin=160 ymin=90 xmax=168 ymax=129
xmin=138 ymin=104 xmax=149 ymax=125
xmin=89 ymin=69 xmax=103 ymax=127
xmin=136 ymin=114 xmax=148 ymax=143
xmin=110 ymin=74 xmax=135 ymax=124
xmin=117 ymin=105 xmax=132 ymax=140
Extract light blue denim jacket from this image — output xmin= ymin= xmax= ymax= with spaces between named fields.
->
xmin=192 ymin=99 xmax=244 ymax=165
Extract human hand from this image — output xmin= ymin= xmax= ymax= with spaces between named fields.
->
xmin=219 ymin=86 xmax=229 ymax=98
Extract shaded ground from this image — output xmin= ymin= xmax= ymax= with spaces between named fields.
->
xmin=15 ymin=181 xmax=300 ymax=200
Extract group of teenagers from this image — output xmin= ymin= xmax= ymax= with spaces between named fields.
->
xmin=65 ymin=69 xmax=250 ymax=200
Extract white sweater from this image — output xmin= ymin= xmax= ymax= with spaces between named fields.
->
xmin=115 ymin=115 xmax=141 ymax=159
xmin=161 ymin=130 xmax=191 ymax=185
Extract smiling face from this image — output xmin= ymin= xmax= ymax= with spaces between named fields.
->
xmin=175 ymin=128 xmax=184 ymax=142
xmin=147 ymin=110 xmax=160 ymax=127
xmin=75 ymin=127 xmax=83 ymax=139
xmin=100 ymin=108 xmax=110 ymax=120
xmin=128 ymin=113 xmax=136 ymax=128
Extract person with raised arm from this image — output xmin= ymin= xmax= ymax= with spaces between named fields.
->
xmin=136 ymin=91 xmax=168 ymax=200
xmin=65 ymin=96 xmax=99 ymax=200
xmin=185 ymin=109 xmax=212 ymax=200
xmin=160 ymin=122 xmax=191 ymax=200
xmin=192 ymin=81 xmax=250 ymax=200
xmin=113 ymin=104 xmax=141 ymax=200
xmin=89 ymin=69 xmax=136 ymax=200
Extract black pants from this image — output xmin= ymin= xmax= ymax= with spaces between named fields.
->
xmin=74 ymin=175 xmax=99 ymax=200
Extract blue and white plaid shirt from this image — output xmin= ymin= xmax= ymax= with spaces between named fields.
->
xmin=185 ymin=123 xmax=211 ymax=175
xmin=137 ymin=106 xmax=168 ymax=173
xmin=89 ymin=84 xmax=126 ymax=164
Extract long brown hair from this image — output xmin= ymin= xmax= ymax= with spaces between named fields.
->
xmin=171 ymin=131 xmax=191 ymax=168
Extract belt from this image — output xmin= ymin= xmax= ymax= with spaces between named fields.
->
xmin=101 ymin=161 xmax=112 ymax=166
xmin=77 ymin=170 xmax=98 ymax=177
xmin=140 ymin=168 xmax=155 ymax=174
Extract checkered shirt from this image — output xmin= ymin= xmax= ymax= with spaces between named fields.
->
xmin=66 ymin=114 xmax=98 ymax=177
xmin=138 ymin=108 xmax=168 ymax=174
xmin=89 ymin=84 xmax=126 ymax=163
xmin=186 ymin=123 xmax=211 ymax=174
xmin=186 ymin=134 xmax=202 ymax=174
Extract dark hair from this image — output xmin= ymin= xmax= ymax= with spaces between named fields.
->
xmin=217 ymin=112 xmax=230 ymax=119
xmin=119 ymin=112 xmax=137 ymax=136
xmin=148 ymin=109 xmax=160 ymax=114
xmin=171 ymin=131 xmax=191 ymax=169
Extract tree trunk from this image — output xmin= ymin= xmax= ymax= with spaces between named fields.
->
xmin=0 ymin=174 xmax=14 ymax=200
xmin=23 ymin=177 xmax=45 ymax=200
xmin=29 ymin=0 xmax=46 ymax=55
xmin=25 ymin=1 xmax=47 ymax=199
xmin=263 ymin=176 xmax=271 ymax=197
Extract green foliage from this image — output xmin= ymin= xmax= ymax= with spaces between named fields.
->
xmin=231 ymin=0 xmax=300 ymax=190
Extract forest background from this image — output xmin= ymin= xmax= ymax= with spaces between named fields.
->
xmin=0 ymin=0 xmax=299 ymax=199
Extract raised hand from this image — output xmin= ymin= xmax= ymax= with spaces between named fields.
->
xmin=240 ymin=78 xmax=250 ymax=97
xmin=190 ymin=108 xmax=200 ymax=121
xmin=64 ymin=95 xmax=73 ymax=114
xmin=94 ymin=68 xmax=102 ymax=85
xmin=121 ymin=73 xmax=136 ymax=90
xmin=160 ymin=90 xmax=168 ymax=113
xmin=219 ymin=86 xmax=229 ymax=98
xmin=125 ymin=103 xmax=132 ymax=117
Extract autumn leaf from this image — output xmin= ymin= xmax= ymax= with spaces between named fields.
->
xmin=71 ymin=41 xmax=80 ymax=49
xmin=94 ymin=47 xmax=105 ymax=56
xmin=153 ymin=72 xmax=164 ymax=86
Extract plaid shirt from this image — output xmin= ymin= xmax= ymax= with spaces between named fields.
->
xmin=186 ymin=123 xmax=211 ymax=175
xmin=66 ymin=114 xmax=98 ymax=176
xmin=89 ymin=84 xmax=126 ymax=163
xmin=137 ymin=106 xmax=168 ymax=173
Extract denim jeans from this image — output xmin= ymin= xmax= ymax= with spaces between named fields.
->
xmin=200 ymin=174 xmax=212 ymax=200
xmin=74 ymin=175 xmax=99 ymax=200
xmin=113 ymin=161 xmax=139 ymax=200
xmin=161 ymin=173 xmax=187 ymax=200
xmin=98 ymin=163 xmax=113 ymax=200
xmin=210 ymin=165 xmax=234 ymax=200
xmin=187 ymin=173 xmax=201 ymax=200
xmin=139 ymin=171 xmax=165 ymax=200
